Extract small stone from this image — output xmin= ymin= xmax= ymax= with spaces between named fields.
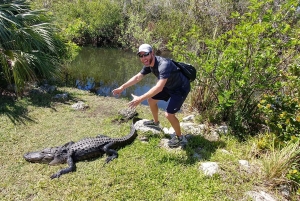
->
xmin=182 ymin=115 xmax=195 ymax=121
xmin=71 ymin=101 xmax=89 ymax=110
xmin=139 ymin=136 xmax=149 ymax=142
xmin=245 ymin=191 xmax=277 ymax=201
xmin=200 ymin=162 xmax=219 ymax=176
xmin=218 ymin=125 xmax=228 ymax=134
xmin=239 ymin=160 xmax=250 ymax=167
xmin=54 ymin=93 xmax=68 ymax=99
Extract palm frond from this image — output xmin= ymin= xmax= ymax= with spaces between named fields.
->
xmin=0 ymin=0 xmax=67 ymax=94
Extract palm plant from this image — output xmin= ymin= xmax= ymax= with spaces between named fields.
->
xmin=0 ymin=0 xmax=66 ymax=94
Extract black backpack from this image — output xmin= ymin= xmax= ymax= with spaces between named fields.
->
xmin=171 ymin=59 xmax=197 ymax=82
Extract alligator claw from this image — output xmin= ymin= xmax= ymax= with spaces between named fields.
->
xmin=50 ymin=173 xmax=60 ymax=179
xmin=105 ymin=155 xmax=117 ymax=163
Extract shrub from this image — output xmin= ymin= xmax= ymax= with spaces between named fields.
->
xmin=170 ymin=0 xmax=300 ymax=136
xmin=258 ymin=64 xmax=300 ymax=141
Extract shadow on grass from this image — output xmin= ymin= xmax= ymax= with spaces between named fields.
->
xmin=0 ymin=95 xmax=34 ymax=125
xmin=159 ymin=135 xmax=226 ymax=166
xmin=0 ymin=89 xmax=81 ymax=125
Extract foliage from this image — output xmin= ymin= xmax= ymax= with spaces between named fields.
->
xmin=258 ymin=96 xmax=300 ymax=141
xmin=258 ymin=57 xmax=300 ymax=141
xmin=118 ymin=12 xmax=160 ymax=51
xmin=0 ymin=0 xmax=67 ymax=94
xmin=287 ymin=166 xmax=300 ymax=193
xmin=170 ymin=0 xmax=300 ymax=136
xmin=38 ymin=0 xmax=123 ymax=46
xmin=119 ymin=0 xmax=241 ymax=51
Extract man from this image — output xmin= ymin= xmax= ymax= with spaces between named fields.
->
xmin=112 ymin=44 xmax=190 ymax=148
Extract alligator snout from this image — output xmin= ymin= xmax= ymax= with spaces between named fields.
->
xmin=23 ymin=148 xmax=58 ymax=163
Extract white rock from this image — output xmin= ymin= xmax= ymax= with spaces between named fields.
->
xmin=200 ymin=162 xmax=219 ymax=176
xmin=218 ymin=125 xmax=228 ymax=134
xmin=198 ymin=124 xmax=206 ymax=130
xmin=163 ymin=127 xmax=171 ymax=134
xmin=239 ymin=160 xmax=250 ymax=167
xmin=204 ymin=131 xmax=219 ymax=141
xmin=71 ymin=101 xmax=88 ymax=110
xmin=180 ymin=122 xmax=197 ymax=128
xmin=182 ymin=115 xmax=195 ymax=121
xmin=133 ymin=119 xmax=161 ymax=134
xmin=245 ymin=191 xmax=277 ymax=201
xmin=220 ymin=149 xmax=230 ymax=154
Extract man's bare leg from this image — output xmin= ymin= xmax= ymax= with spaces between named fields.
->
xmin=165 ymin=112 xmax=181 ymax=136
xmin=147 ymin=98 xmax=159 ymax=123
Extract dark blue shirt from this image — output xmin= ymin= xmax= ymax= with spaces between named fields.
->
xmin=140 ymin=56 xmax=189 ymax=91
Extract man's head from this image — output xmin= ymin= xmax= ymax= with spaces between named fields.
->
xmin=137 ymin=44 xmax=152 ymax=54
xmin=137 ymin=44 xmax=154 ymax=67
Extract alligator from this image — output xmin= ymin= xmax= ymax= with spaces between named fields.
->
xmin=23 ymin=117 xmax=140 ymax=179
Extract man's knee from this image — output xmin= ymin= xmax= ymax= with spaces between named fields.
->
xmin=147 ymin=98 xmax=157 ymax=105
xmin=164 ymin=112 xmax=175 ymax=119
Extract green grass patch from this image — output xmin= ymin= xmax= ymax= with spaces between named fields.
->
xmin=0 ymin=87 xmax=295 ymax=200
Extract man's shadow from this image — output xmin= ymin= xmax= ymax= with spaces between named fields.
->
xmin=158 ymin=134 xmax=226 ymax=165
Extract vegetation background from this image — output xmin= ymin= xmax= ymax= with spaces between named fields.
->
xmin=0 ymin=0 xmax=299 ymax=199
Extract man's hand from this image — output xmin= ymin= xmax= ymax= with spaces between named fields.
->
xmin=112 ymin=86 xmax=124 ymax=96
xmin=128 ymin=94 xmax=142 ymax=109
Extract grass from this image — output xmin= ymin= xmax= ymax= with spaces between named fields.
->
xmin=0 ymin=87 xmax=298 ymax=200
xmin=262 ymin=140 xmax=300 ymax=186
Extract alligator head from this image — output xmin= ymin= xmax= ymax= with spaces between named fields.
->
xmin=23 ymin=141 xmax=73 ymax=164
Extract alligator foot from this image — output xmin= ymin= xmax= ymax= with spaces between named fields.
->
xmin=105 ymin=155 xmax=118 ymax=163
xmin=50 ymin=156 xmax=76 ymax=179
xmin=50 ymin=172 xmax=61 ymax=179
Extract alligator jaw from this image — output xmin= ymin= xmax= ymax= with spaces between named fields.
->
xmin=23 ymin=148 xmax=57 ymax=164
xmin=23 ymin=142 xmax=74 ymax=164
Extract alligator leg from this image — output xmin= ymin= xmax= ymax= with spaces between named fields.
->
xmin=50 ymin=155 xmax=76 ymax=179
xmin=103 ymin=142 xmax=118 ymax=163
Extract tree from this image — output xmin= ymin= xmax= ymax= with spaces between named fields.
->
xmin=0 ymin=0 xmax=67 ymax=95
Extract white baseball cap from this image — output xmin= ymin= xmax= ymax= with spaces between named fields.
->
xmin=137 ymin=44 xmax=153 ymax=54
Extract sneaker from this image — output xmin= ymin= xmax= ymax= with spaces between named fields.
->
xmin=168 ymin=135 xmax=188 ymax=148
xmin=143 ymin=120 xmax=160 ymax=126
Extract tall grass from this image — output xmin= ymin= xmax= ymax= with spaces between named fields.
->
xmin=262 ymin=139 xmax=300 ymax=188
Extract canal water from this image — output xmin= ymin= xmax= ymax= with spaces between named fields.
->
xmin=67 ymin=47 xmax=171 ymax=109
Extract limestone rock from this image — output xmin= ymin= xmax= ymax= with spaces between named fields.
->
xmin=200 ymin=162 xmax=219 ymax=176
xmin=71 ymin=101 xmax=89 ymax=110
xmin=245 ymin=191 xmax=277 ymax=201
xmin=133 ymin=119 xmax=162 ymax=134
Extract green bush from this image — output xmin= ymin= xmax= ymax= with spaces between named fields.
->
xmin=258 ymin=64 xmax=300 ymax=141
xmin=287 ymin=166 xmax=300 ymax=189
xmin=169 ymin=0 xmax=300 ymax=136
xmin=40 ymin=0 xmax=123 ymax=45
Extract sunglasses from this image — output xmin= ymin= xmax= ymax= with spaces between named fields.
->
xmin=138 ymin=52 xmax=151 ymax=58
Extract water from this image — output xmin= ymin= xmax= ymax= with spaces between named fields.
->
xmin=68 ymin=47 xmax=170 ymax=109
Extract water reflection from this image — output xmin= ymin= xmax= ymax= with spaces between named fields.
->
xmin=68 ymin=47 xmax=170 ymax=109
